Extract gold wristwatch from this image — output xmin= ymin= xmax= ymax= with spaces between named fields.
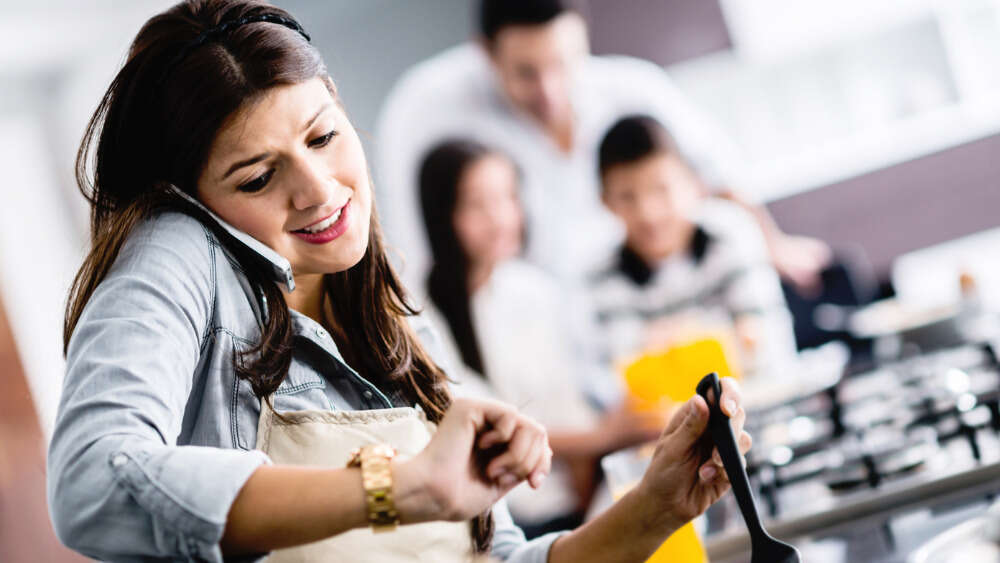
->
xmin=347 ymin=444 xmax=399 ymax=532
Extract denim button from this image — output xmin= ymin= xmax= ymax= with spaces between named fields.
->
xmin=363 ymin=390 xmax=374 ymax=400
xmin=111 ymin=454 xmax=128 ymax=468
xmin=315 ymin=327 xmax=327 ymax=339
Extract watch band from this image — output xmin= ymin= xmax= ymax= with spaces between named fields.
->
xmin=347 ymin=444 xmax=399 ymax=532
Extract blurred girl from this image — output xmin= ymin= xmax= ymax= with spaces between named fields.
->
xmin=419 ymin=140 xmax=663 ymax=537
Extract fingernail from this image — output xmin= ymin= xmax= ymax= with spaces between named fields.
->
xmin=724 ymin=399 xmax=737 ymax=415
xmin=689 ymin=398 xmax=699 ymax=416
xmin=530 ymin=471 xmax=547 ymax=488
xmin=498 ymin=473 xmax=518 ymax=488
xmin=700 ymin=465 xmax=717 ymax=481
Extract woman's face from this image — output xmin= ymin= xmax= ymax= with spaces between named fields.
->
xmin=452 ymin=154 xmax=523 ymax=267
xmin=197 ymin=77 xmax=371 ymax=277
xmin=602 ymin=152 xmax=701 ymax=263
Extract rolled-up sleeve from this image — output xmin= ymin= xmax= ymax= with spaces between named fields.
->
xmin=47 ymin=214 xmax=270 ymax=561
xmin=490 ymin=499 xmax=566 ymax=563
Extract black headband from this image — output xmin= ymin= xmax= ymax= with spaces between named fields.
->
xmin=159 ymin=13 xmax=311 ymax=86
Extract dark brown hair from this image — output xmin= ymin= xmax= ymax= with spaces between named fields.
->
xmin=597 ymin=114 xmax=679 ymax=183
xmin=64 ymin=0 xmax=492 ymax=551
xmin=479 ymin=0 xmax=569 ymax=42
xmin=418 ymin=140 xmax=493 ymax=377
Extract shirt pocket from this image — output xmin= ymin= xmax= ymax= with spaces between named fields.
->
xmin=232 ymin=343 xmax=332 ymax=450
xmin=271 ymin=360 xmax=332 ymax=413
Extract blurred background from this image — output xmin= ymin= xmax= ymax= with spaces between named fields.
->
xmin=3 ymin=0 xmax=1000 ymax=560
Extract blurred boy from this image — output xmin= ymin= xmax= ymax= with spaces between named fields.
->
xmin=590 ymin=116 xmax=798 ymax=378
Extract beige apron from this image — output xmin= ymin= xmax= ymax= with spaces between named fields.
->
xmin=255 ymin=400 xmax=475 ymax=562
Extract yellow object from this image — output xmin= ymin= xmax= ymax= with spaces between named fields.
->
xmin=649 ymin=523 xmax=707 ymax=563
xmin=610 ymin=482 xmax=707 ymax=563
xmin=615 ymin=335 xmax=739 ymax=561
xmin=622 ymin=336 xmax=739 ymax=411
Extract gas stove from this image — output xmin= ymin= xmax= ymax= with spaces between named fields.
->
xmin=704 ymin=341 xmax=1000 ymax=562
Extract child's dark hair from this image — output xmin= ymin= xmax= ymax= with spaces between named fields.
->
xmin=598 ymin=115 xmax=679 ymax=181
xmin=418 ymin=140 xmax=494 ymax=378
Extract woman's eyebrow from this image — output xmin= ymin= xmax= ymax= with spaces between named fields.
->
xmin=222 ymin=152 xmax=271 ymax=180
xmin=220 ymin=104 xmax=333 ymax=181
xmin=303 ymin=103 xmax=332 ymax=132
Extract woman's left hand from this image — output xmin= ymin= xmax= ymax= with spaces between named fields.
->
xmin=634 ymin=377 xmax=751 ymax=532
xmin=395 ymin=398 xmax=552 ymax=524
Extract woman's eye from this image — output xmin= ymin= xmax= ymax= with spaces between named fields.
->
xmin=308 ymin=130 xmax=338 ymax=148
xmin=237 ymin=169 xmax=274 ymax=193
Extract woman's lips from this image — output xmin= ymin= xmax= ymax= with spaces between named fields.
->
xmin=291 ymin=200 xmax=351 ymax=244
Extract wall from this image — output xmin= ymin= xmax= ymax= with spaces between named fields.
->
xmin=767 ymin=132 xmax=1000 ymax=279
xmin=0 ymin=299 xmax=85 ymax=561
xmin=278 ymin=0 xmax=472 ymax=139
xmin=586 ymin=0 xmax=731 ymax=65
xmin=582 ymin=0 xmax=1000 ymax=282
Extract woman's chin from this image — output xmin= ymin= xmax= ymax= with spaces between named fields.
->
xmin=292 ymin=249 xmax=367 ymax=276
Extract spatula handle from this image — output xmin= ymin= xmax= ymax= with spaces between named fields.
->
xmin=696 ymin=372 xmax=767 ymax=539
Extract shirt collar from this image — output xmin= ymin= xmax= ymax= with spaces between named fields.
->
xmin=616 ymin=225 xmax=714 ymax=286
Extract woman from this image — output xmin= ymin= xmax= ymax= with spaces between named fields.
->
xmin=418 ymin=139 xmax=664 ymax=537
xmin=47 ymin=2 xmax=750 ymax=562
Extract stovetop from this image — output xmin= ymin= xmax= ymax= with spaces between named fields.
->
xmin=704 ymin=341 xmax=1000 ymax=562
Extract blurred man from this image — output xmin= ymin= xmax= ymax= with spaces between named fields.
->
xmin=376 ymin=0 xmax=828 ymax=291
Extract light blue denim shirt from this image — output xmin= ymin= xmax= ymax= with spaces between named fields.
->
xmin=47 ymin=211 xmax=562 ymax=562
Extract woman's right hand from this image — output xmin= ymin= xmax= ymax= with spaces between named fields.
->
xmin=632 ymin=377 xmax=751 ymax=532
xmin=393 ymin=398 xmax=552 ymax=524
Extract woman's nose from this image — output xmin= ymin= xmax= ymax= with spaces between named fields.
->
xmin=289 ymin=157 xmax=332 ymax=210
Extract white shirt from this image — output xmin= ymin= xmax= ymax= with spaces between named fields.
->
xmin=375 ymin=43 xmax=739 ymax=290
xmin=589 ymin=200 xmax=798 ymax=377
xmin=425 ymin=259 xmax=602 ymax=524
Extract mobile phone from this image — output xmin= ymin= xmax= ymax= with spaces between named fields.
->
xmin=167 ymin=184 xmax=296 ymax=292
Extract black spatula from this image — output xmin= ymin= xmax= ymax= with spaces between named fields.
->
xmin=696 ymin=372 xmax=801 ymax=563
